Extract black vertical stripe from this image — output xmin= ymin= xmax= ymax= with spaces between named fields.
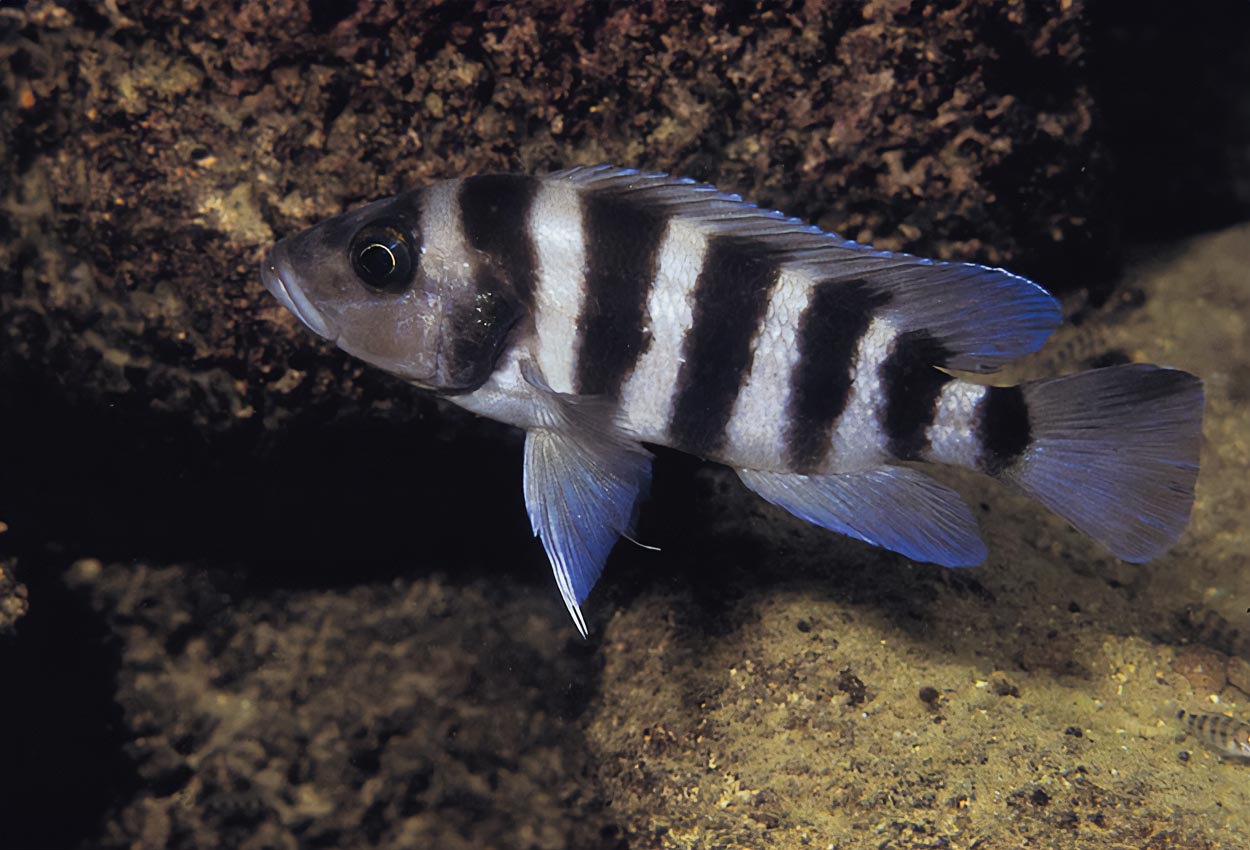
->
xmin=879 ymin=329 xmax=955 ymax=460
xmin=784 ymin=280 xmax=893 ymax=471
xmin=668 ymin=236 xmax=781 ymax=457
xmin=976 ymin=385 xmax=1031 ymax=474
xmin=575 ymin=192 xmax=668 ymax=397
xmin=458 ymin=174 xmax=540 ymax=306
xmin=442 ymin=275 xmax=523 ymax=393
xmin=437 ymin=175 xmax=537 ymax=391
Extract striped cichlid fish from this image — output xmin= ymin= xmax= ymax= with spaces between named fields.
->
xmin=261 ymin=166 xmax=1203 ymax=635
xmin=1177 ymin=710 xmax=1250 ymax=760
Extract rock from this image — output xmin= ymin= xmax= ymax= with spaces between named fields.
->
xmin=2 ymin=0 xmax=1104 ymax=436
xmin=63 ymin=560 xmax=609 ymax=850
xmin=1226 ymin=656 xmax=1250 ymax=699
xmin=0 ymin=556 xmax=28 ymax=633
xmin=1171 ymin=647 xmax=1228 ymax=695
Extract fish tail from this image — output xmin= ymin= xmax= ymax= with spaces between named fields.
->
xmin=987 ymin=364 xmax=1203 ymax=562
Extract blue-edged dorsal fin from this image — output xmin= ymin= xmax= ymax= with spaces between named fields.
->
xmin=736 ymin=465 xmax=987 ymax=567
xmin=521 ymin=360 xmax=652 ymax=636
xmin=552 ymin=165 xmax=1061 ymax=372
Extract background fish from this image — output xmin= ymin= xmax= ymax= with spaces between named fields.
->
xmin=1177 ymin=710 xmax=1250 ymax=760
xmin=261 ymin=166 xmax=1204 ymax=635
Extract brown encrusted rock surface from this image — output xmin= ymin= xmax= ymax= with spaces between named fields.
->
xmin=2 ymin=0 xmax=1102 ymax=435
xmin=0 ymin=556 xmax=28 ymax=633
xmin=64 ymin=558 xmax=614 ymax=850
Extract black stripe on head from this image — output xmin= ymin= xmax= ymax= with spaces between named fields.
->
xmin=440 ymin=280 xmax=523 ymax=394
xmin=668 ymin=236 xmax=781 ymax=457
xmin=975 ymin=385 xmax=1031 ymax=475
xmin=785 ymin=280 xmax=893 ymax=471
xmin=431 ymin=175 xmax=537 ymax=393
xmin=575 ymin=191 xmax=668 ymax=397
xmin=879 ymin=329 xmax=955 ymax=460
xmin=459 ymin=174 xmax=540 ymax=306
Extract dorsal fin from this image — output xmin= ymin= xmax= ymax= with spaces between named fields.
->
xmin=551 ymin=165 xmax=1062 ymax=372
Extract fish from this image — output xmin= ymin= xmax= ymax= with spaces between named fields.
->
xmin=1177 ymin=710 xmax=1250 ymax=760
xmin=260 ymin=166 xmax=1204 ymax=635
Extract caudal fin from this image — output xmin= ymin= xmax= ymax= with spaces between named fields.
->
xmin=1001 ymin=364 xmax=1203 ymax=562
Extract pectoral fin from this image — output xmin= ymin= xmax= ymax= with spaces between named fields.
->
xmin=736 ymin=465 xmax=986 ymax=567
xmin=521 ymin=365 xmax=652 ymax=636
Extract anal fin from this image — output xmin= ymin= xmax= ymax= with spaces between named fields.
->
xmin=736 ymin=466 xmax=986 ymax=567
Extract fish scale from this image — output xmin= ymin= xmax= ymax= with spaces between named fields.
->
xmin=529 ymin=179 xmax=586 ymax=395
xmin=727 ymin=269 xmax=811 ymax=471
xmin=261 ymin=165 xmax=1204 ymax=635
xmin=616 ymin=215 xmax=706 ymax=443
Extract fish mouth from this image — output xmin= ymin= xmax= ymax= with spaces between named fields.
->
xmin=260 ymin=249 xmax=336 ymax=340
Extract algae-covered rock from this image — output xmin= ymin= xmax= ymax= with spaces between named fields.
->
xmin=64 ymin=558 xmax=613 ymax=850
xmin=2 ymin=0 xmax=1104 ymax=434
xmin=0 ymin=556 xmax=27 ymax=633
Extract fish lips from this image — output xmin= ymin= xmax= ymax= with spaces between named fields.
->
xmin=261 ymin=249 xmax=337 ymax=341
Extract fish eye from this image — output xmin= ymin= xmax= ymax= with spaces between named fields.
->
xmin=349 ymin=221 xmax=415 ymax=293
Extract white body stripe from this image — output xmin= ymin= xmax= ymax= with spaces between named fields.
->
xmin=449 ymin=345 xmax=539 ymax=429
xmin=617 ymin=217 xmax=708 ymax=443
xmin=721 ymin=268 xmax=813 ymax=469
xmin=417 ymin=179 xmax=470 ymax=284
xmin=529 ymin=181 xmax=587 ymax=395
xmin=448 ymin=171 xmax=989 ymax=480
xmin=925 ymin=380 xmax=987 ymax=469
xmin=828 ymin=316 xmax=897 ymax=472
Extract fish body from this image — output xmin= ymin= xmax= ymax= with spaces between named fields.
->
xmin=1177 ymin=710 xmax=1250 ymax=760
xmin=262 ymin=166 xmax=1203 ymax=634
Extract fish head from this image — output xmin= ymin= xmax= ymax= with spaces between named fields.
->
xmin=1235 ymin=728 xmax=1250 ymax=759
xmin=261 ymin=190 xmax=519 ymax=392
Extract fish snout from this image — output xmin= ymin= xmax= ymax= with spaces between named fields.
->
xmin=260 ymin=248 xmax=336 ymax=340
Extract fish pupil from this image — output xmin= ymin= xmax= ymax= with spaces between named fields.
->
xmin=359 ymin=243 xmax=395 ymax=278
xmin=350 ymin=221 xmax=415 ymax=293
